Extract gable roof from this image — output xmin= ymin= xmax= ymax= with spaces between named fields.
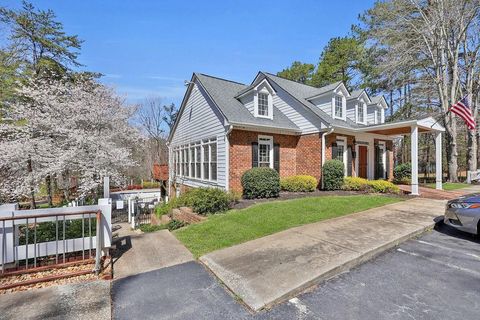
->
xmin=194 ymin=73 xmax=300 ymax=132
xmin=262 ymin=73 xmax=363 ymax=129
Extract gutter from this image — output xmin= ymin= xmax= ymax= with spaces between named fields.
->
xmin=321 ymin=126 xmax=334 ymax=190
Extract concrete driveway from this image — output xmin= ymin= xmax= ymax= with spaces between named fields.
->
xmin=111 ymin=226 xmax=480 ymax=319
xmin=200 ymin=198 xmax=446 ymax=311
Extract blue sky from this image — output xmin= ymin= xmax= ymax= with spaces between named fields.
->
xmin=2 ymin=0 xmax=374 ymax=106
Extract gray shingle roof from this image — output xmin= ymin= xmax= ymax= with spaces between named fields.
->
xmin=195 ymin=73 xmax=300 ymax=132
xmin=370 ymin=95 xmax=385 ymax=105
xmin=262 ymin=73 xmax=362 ymax=129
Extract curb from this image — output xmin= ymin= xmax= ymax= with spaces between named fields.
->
xmin=202 ymin=221 xmax=436 ymax=312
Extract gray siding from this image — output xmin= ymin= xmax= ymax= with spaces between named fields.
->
xmin=270 ymin=83 xmax=321 ymax=134
xmin=170 ymin=82 xmax=227 ymax=189
xmin=311 ymin=95 xmax=332 ymax=117
xmin=367 ymin=106 xmax=376 ymax=125
xmin=346 ymin=101 xmax=356 ymax=122
xmin=240 ymin=93 xmax=254 ymax=115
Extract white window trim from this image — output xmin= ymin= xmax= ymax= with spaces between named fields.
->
xmin=335 ymin=136 xmax=348 ymax=176
xmin=258 ymin=135 xmax=274 ymax=169
xmin=356 ymin=102 xmax=366 ymax=125
xmin=254 ymin=88 xmax=273 ymax=120
xmin=332 ymin=94 xmax=346 ymax=121
xmin=173 ymin=138 xmax=218 ymax=183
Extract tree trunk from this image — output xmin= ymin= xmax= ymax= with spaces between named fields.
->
xmin=27 ymin=158 xmax=36 ymax=209
xmin=467 ymin=129 xmax=477 ymax=172
xmin=46 ymin=175 xmax=53 ymax=207
xmin=445 ymin=113 xmax=459 ymax=182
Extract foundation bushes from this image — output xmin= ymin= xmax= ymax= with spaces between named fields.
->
xmin=155 ymin=187 xmax=231 ymax=217
xmin=394 ymin=163 xmax=412 ymax=184
xmin=281 ymin=175 xmax=317 ymax=192
xmin=241 ymin=167 xmax=280 ymax=199
xmin=343 ymin=177 xmax=400 ymax=194
xmin=322 ymin=160 xmax=345 ymax=190
xmin=342 ymin=177 xmax=370 ymax=191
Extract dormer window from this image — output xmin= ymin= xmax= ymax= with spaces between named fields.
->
xmin=253 ymin=84 xmax=274 ymax=119
xmin=357 ymin=103 xmax=365 ymax=123
xmin=376 ymin=108 xmax=381 ymax=124
xmin=258 ymin=92 xmax=269 ymax=117
xmin=335 ymin=95 xmax=343 ymax=118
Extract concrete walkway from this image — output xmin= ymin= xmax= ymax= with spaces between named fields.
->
xmin=200 ymin=198 xmax=446 ymax=311
xmin=0 ymin=280 xmax=111 ymax=320
xmin=112 ymin=223 xmax=194 ymax=279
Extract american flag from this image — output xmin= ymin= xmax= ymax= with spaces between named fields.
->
xmin=449 ymin=96 xmax=476 ymax=130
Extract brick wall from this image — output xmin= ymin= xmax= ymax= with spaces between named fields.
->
xmin=296 ymin=133 xmax=322 ymax=186
xmin=228 ymin=129 xmax=301 ymax=192
xmin=324 ymin=133 xmax=356 ymax=175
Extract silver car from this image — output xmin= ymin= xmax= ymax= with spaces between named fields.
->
xmin=445 ymin=193 xmax=480 ymax=235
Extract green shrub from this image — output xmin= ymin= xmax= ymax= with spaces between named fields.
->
xmin=142 ymin=181 xmax=161 ymax=189
xmin=323 ymin=160 xmax=345 ymax=190
xmin=281 ymin=175 xmax=317 ymax=192
xmin=178 ymin=187 xmax=230 ymax=215
xmin=343 ymin=177 xmax=370 ymax=191
xmin=343 ymin=177 xmax=400 ymax=194
xmin=227 ymin=190 xmax=242 ymax=205
xmin=139 ymin=224 xmax=167 ymax=233
xmin=394 ymin=163 xmax=411 ymax=184
xmin=368 ymin=180 xmax=400 ymax=194
xmin=241 ymin=167 xmax=280 ymax=199
xmin=167 ymin=219 xmax=187 ymax=231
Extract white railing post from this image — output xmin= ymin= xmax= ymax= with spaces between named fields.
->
xmin=411 ymin=125 xmax=419 ymax=195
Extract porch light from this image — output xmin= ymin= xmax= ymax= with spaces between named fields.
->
xmin=331 ymin=142 xmax=337 ymax=148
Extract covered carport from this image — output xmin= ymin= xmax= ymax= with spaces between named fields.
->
xmin=358 ymin=117 xmax=445 ymax=195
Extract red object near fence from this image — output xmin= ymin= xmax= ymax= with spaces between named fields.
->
xmin=153 ymin=163 xmax=169 ymax=181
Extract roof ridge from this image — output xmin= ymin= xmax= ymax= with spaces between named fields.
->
xmin=264 ymin=72 xmax=342 ymax=92
xmin=195 ymin=72 xmax=246 ymax=86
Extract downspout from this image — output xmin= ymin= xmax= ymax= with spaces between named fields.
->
xmin=321 ymin=126 xmax=335 ymax=189
xmin=225 ymin=124 xmax=234 ymax=191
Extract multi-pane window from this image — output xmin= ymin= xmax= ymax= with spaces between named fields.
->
xmin=190 ymin=146 xmax=195 ymax=177
xmin=203 ymin=141 xmax=210 ymax=179
xmin=195 ymin=145 xmax=201 ymax=178
xmin=376 ymin=108 xmax=382 ymax=124
xmin=175 ymin=150 xmax=180 ymax=176
xmin=173 ymin=138 xmax=217 ymax=181
xmin=210 ymin=143 xmax=217 ymax=181
xmin=357 ymin=104 xmax=365 ymax=123
xmin=184 ymin=146 xmax=189 ymax=176
xmin=258 ymin=136 xmax=272 ymax=168
xmin=333 ymin=143 xmax=345 ymax=164
xmin=335 ymin=95 xmax=343 ymax=118
xmin=258 ymin=92 xmax=269 ymax=117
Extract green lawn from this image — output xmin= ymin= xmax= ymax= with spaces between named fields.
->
xmin=425 ymin=182 xmax=469 ymax=191
xmin=174 ymin=195 xmax=402 ymax=258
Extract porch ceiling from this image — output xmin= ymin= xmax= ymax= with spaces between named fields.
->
xmin=359 ymin=116 xmax=445 ymax=136
xmin=364 ymin=126 xmax=431 ymax=135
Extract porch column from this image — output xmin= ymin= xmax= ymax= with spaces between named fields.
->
xmin=435 ymin=132 xmax=443 ymax=190
xmin=411 ymin=125 xmax=419 ymax=195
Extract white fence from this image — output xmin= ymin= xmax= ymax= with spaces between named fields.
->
xmin=0 ymin=199 xmax=111 ymax=272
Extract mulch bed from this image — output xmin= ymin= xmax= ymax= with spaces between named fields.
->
xmin=0 ymin=257 xmax=112 ymax=294
xmin=232 ymin=190 xmax=408 ymax=210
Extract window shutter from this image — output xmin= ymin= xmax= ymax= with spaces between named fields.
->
xmin=347 ymin=146 xmax=352 ymax=176
xmin=274 ymin=143 xmax=280 ymax=173
xmin=252 ymin=142 xmax=259 ymax=168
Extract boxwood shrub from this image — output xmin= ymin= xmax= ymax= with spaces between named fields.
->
xmin=323 ymin=160 xmax=345 ymax=190
xmin=343 ymin=177 xmax=400 ymax=194
xmin=241 ymin=167 xmax=280 ymax=199
xmin=281 ymin=175 xmax=317 ymax=192
xmin=394 ymin=163 xmax=412 ymax=184
xmin=179 ymin=187 xmax=230 ymax=215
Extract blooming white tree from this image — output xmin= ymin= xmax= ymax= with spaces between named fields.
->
xmin=0 ymin=76 xmax=140 ymax=205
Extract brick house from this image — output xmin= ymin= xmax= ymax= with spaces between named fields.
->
xmin=167 ymin=72 xmax=444 ymax=196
